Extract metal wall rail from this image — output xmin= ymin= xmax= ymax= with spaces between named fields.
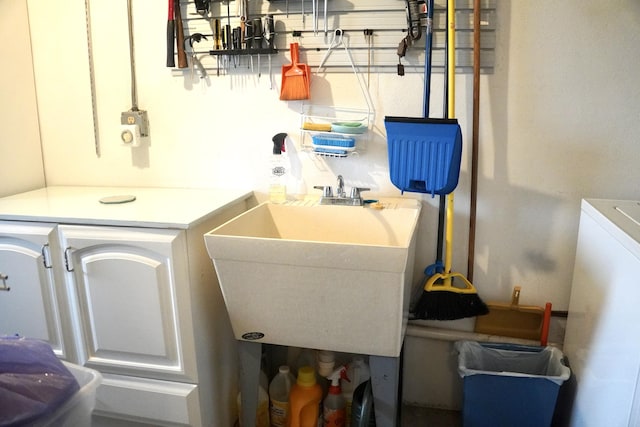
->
xmin=171 ymin=0 xmax=496 ymax=75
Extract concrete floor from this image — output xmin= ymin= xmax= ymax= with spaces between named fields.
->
xmin=402 ymin=405 xmax=461 ymax=427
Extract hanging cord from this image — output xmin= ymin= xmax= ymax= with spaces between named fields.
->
xmin=127 ymin=0 xmax=139 ymax=111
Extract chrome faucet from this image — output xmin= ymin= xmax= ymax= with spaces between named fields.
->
xmin=314 ymin=175 xmax=370 ymax=206
xmin=336 ymin=175 xmax=346 ymax=198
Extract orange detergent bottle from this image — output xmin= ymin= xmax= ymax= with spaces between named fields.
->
xmin=287 ymin=366 xmax=323 ymax=427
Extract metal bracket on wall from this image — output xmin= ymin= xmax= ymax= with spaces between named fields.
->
xmin=84 ymin=0 xmax=100 ymax=157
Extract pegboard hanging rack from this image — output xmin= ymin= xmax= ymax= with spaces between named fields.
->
xmin=171 ymin=0 xmax=496 ymax=75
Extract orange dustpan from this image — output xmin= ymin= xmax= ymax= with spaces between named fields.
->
xmin=280 ymin=43 xmax=310 ymax=100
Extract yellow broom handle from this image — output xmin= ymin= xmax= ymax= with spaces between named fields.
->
xmin=445 ymin=192 xmax=454 ymax=274
xmin=444 ymin=0 xmax=456 ymax=276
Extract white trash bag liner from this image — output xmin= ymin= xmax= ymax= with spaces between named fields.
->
xmin=455 ymin=340 xmax=570 ymax=385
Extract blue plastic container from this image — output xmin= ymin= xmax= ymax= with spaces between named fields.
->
xmin=384 ymin=117 xmax=462 ymax=196
xmin=455 ymin=341 xmax=571 ymax=427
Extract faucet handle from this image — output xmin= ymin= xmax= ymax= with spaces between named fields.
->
xmin=350 ymin=187 xmax=370 ymax=199
xmin=314 ymin=185 xmax=333 ymax=197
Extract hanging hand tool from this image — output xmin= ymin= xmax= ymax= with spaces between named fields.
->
xmin=188 ymin=33 xmax=208 ymax=80
xmin=311 ymin=0 xmax=317 ymax=34
xmin=194 ymin=0 xmax=209 ymax=16
xmin=214 ymin=18 xmax=221 ymax=75
xmin=323 ymin=0 xmax=327 ymax=35
xmin=224 ymin=1 xmax=232 ymax=71
xmin=253 ymin=18 xmax=263 ymax=78
xmin=244 ymin=21 xmax=254 ymax=71
xmin=175 ymin=0 xmax=188 ymax=68
xmin=166 ymin=0 xmax=175 ymax=67
xmin=265 ymin=14 xmax=275 ymax=89
xmin=222 ymin=24 xmax=231 ymax=71
xmin=364 ymin=29 xmax=373 ymax=88
xmin=396 ymin=35 xmax=409 ymax=76
xmin=239 ymin=0 xmax=248 ymax=67
xmin=232 ymin=27 xmax=241 ymax=67
xmin=214 ymin=19 xmax=221 ymax=50
xmin=405 ymin=0 xmax=423 ymax=41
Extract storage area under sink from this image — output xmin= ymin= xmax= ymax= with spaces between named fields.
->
xmin=204 ymin=199 xmax=421 ymax=357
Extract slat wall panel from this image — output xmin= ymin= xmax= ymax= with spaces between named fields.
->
xmin=176 ymin=0 xmax=495 ymax=74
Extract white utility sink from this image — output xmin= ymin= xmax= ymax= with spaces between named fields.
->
xmin=204 ymin=199 xmax=421 ymax=357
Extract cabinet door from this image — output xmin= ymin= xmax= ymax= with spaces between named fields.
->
xmin=58 ymin=225 xmax=196 ymax=382
xmin=0 ymin=222 xmax=68 ymax=358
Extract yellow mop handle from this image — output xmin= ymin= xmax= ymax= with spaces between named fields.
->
xmin=445 ymin=192 xmax=454 ymax=275
xmin=444 ymin=0 xmax=456 ymax=278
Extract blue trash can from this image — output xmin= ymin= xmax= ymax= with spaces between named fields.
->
xmin=455 ymin=340 xmax=571 ymax=427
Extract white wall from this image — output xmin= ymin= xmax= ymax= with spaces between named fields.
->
xmin=20 ymin=0 xmax=640 ymax=313
xmin=0 ymin=0 xmax=45 ymax=197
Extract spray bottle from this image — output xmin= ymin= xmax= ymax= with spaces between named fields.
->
xmin=342 ymin=357 xmax=371 ymax=423
xmin=270 ymin=132 xmax=288 ymax=203
xmin=323 ymin=366 xmax=349 ymax=427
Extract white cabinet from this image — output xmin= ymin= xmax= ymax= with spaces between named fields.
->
xmin=0 ymin=186 xmax=253 ymax=427
xmin=58 ymin=225 xmax=194 ymax=381
xmin=0 ymin=222 xmax=68 ymax=358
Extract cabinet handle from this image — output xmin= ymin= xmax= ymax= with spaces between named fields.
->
xmin=41 ymin=243 xmax=52 ymax=269
xmin=0 ymin=273 xmax=9 ymax=291
xmin=64 ymin=247 xmax=74 ymax=272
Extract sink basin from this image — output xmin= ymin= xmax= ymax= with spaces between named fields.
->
xmin=204 ymin=199 xmax=421 ymax=357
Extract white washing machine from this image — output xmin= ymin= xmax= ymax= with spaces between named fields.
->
xmin=564 ymin=199 xmax=640 ymax=426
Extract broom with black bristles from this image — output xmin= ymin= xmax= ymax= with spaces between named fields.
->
xmin=411 ymin=0 xmax=488 ymax=321
xmin=411 ymin=192 xmax=489 ymax=320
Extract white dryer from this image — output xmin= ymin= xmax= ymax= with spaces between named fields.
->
xmin=564 ymin=199 xmax=640 ymax=426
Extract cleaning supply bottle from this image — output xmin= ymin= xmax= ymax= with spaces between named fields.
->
xmin=342 ymin=357 xmax=371 ymax=422
xmin=317 ymin=350 xmax=335 ymax=399
xmin=350 ymin=379 xmax=376 ymax=427
xmin=237 ymin=385 xmax=270 ymax=427
xmin=288 ymin=366 xmax=323 ymax=427
xmin=270 ymin=132 xmax=288 ymax=203
xmin=323 ymin=367 xmax=348 ymax=427
xmin=237 ymin=368 xmax=270 ymax=427
xmin=269 ymin=365 xmax=296 ymax=427
xmin=290 ymin=347 xmax=317 ymax=377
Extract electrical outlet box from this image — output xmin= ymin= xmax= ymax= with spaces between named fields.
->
xmin=121 ymin=109 xmax=149 ymax=137
xmin=120 ymin=124 xmax=141 ymax=147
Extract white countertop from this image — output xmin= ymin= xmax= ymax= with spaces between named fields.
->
xmin=0 ymin=186 xmax=253 ymax=229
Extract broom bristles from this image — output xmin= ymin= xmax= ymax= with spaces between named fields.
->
xmin=412 ymin=289 xmax=489 ymax=321
xmin=279 ymin=74 xmax=309 ymax=100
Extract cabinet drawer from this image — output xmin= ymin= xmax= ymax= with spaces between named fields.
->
xmin=95 ymin=373 xmax=202 ymax=426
